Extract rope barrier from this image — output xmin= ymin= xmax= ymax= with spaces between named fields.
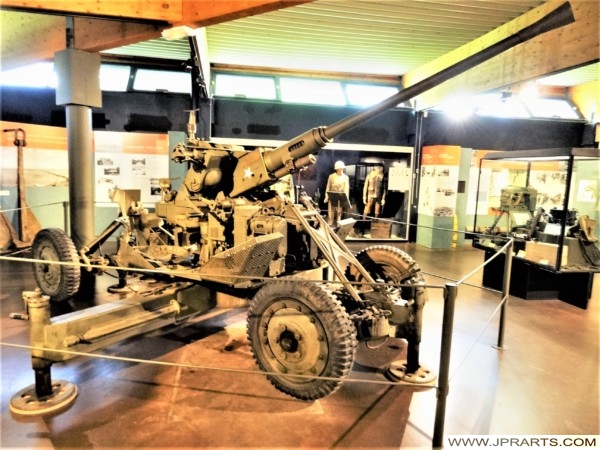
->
xmin=455 ymin=238 xmax=513 ymax=286
xmin=0 ymin=253 xmax=446 ymax=290
xmin=0 ymin=201 xmax=67 ymax=214
xmin=1 ymin=204 xmax=516 ymax=434
xmin=0 ymin=341 xmax=424 ymax=389
xmin=448 ymin=294 xmax=508 ymax=382
xmin=0 ymin=222 xmax=511 ymax=375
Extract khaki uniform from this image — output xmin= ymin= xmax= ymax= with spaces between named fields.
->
xmin=325 ymin=171 xmax=350 ymax=226
xmin=363 ymin=168 xmax=384 ymax=218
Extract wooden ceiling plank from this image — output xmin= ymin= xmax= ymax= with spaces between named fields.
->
xmin=403 ymin=0 xmax=599 ymax=109
xmin=73 ymin=18 xmax=162 ymax=53
xmin=0 ymin=11 xmax=163 ymax=70
xmin=0 ymin=12 xmax=66 ymax=70
xmin=178 ymin=0 xmax=314 ymax=27
xmin=0 ymin=0 xmax=181 ymax=22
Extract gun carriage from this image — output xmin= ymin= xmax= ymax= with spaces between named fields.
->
xmin=13 ymin=2 xmax=575 ymax=414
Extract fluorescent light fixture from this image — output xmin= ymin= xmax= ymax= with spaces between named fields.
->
xmin=162 ymin=26 xmax=196 ymax=40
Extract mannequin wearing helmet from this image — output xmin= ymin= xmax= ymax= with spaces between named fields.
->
xmin=324 ymin=160 xmax=350 ymax=226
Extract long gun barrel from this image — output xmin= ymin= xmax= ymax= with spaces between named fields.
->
xmin=229 ymin=2 xmax=575 ymax=197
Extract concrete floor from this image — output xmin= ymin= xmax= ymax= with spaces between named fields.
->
xmin=1 ymin=243 xmax=598 ymax=449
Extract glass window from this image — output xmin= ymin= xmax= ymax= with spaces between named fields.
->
xmin=100 ymin=64 xmax=130 ymax=92
xmin=0 ymin=62 xmax=57 ymax=88
xmin=476 ymin=93 xmax=531 ymax=119
xmin=522 ymin=98 xmax=581 ymax=119
xmin=280 ymin=78 xmax=346 ymax=105
xmin=214 ymin=73 xmax=276 ymax=100
xmin=133 ymin=69 xmax=191 ymax=93
xmin=345 ymin=84 xmax=398 ymax=106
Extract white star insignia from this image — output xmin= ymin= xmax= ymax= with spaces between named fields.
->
xmin=244 ymin=167 xmax=254 ymax=179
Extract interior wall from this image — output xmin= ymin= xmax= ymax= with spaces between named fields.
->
xmin=0 ymin=87 xmax=590 ymax=247
xmin=0 ymin=87 xmax=587 ymax=150
xmin=420 ymin=111 xmax=586 ymax=150
xmin=0 ymin=87 xmax=190 ymax=133
xmin=211 ymin=98 xmax=416 ymax=146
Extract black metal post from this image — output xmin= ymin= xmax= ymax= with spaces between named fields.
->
xmin=33 ymin=363 xmax=53 ymax=398
xmin=406 ymin=341 xmax=420 ymax=374
xmin=63 ymin=201 xmax=69 ymax=234
xmin=432 ymin=282 xmax=458 ymax=449
xmin=496 ymin=239 xmax=513 ymax=349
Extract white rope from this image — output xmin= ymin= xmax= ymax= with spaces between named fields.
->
xmin=0 ymin=201 xmax=67 ymax=214
xmin=0 ymin=253 xmax=444 ymax=290
xmin=0 ymin=341 xmax=430 ymax=389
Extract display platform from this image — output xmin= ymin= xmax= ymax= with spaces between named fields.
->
xmin=480 ymin=248 xmax=594 ymax=309
xmin=471 ymin=147 xmax=599 ymax=309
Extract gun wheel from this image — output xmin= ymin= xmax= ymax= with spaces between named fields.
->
xmin=247 ymin=280 xmax=356 ymax=401
xmin=348 ymin=245 xmax=422 ymax=285
xmin=32 ymin=228 xmax=80 ymax=302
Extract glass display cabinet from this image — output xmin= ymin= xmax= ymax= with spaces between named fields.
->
xmin=471 ymin=147 xmax=599 ymax=309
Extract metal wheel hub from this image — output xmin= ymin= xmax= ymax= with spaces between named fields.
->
xmin=263 ymin=301 xmax=328 ymax=376
xmin=35 ymin=244 xmax=61 ymax=289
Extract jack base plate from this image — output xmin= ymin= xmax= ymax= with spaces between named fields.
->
xmin=10 ymin=380 xmax=78 ymax=416
xmin=384 ymin=359 xmax=437 ymax=386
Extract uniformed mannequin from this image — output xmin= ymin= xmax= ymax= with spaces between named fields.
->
xmin=363 ymin=166 xmax=384 ymax=218
xmin=324 ymin=160 xmax=350 ymax=226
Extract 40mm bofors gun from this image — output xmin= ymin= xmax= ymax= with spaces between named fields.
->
xmin=16 ymin=2 xmax=574 ymax=414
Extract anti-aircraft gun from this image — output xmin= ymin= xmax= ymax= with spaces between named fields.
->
xmin=20 ymin=2 xmax=575 ymax=412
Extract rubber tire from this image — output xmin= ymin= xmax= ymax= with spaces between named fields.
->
xmin=247 ymin=280 xmax=357 ymax=401
xmin=347 ymin=244 xmax=423 ymax=286
xmin=32 ymin=228 xmax=81 ymax=302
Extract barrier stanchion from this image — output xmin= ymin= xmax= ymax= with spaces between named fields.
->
xmin=432 ymin=281 xmax=458 ymax=449
xmin=63 ymin=201 xmax=70 ymax=233
xmin=495 ymin=239 xmax=513 ymax=349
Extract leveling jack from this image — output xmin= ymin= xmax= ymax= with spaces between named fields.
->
xmin=10 ymin=291 xmax=77 ymax=415
xmin=10 ymin=282 xmax=186 ymax=415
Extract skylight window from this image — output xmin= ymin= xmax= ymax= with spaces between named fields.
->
xmin=475 ymin=93 xmax=530 ymax=118
xmin=214 ymin=73 xmax=276 ymax=99
xmin=100 ymin=65 xmax=131 ymax=92
xmin=435 ymin=91 xmax=582 ymax=121
xmin=280 ymin=78 xmax=346 ymax=105
xmin=345 ymin=84 xmax=398 ymax=106
xmin=522 ymin=97 xmax=580 ymax=119
xmin=0 ymin=62 xmax=57 ymax=88
xmin=133 ymin=69 xmax=190 ymax=94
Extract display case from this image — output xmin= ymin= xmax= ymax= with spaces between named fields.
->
xmin=471 ymin=148 xmax=599 ymax=308
xmin=212 ymin=137 xmax=414 ymax=240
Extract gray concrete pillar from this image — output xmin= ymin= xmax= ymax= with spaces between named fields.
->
xmin=55 ymin=49 xmax=102 ymax=249
xmin=65 ymin=105 xmax=95 ymax=247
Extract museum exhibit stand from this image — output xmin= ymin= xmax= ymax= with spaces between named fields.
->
xmin=212 ymin=138 xmax=415 ymax=241
xmin=416 ymin=145 xmax=468 ymax=249
xmin=471 ymin=147 xmax=600 ymax=309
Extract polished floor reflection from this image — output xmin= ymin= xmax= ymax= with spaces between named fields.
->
xmin=1 ymin=243 xmax=598 ymax=449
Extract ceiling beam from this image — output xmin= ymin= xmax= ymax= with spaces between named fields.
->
xmin=403 ymin=0 xmax=599 ymax=110
xmin=178 ymin=0 xmax=313 ymax=27
xmin=0 ymin=0 xmax=312 ymax=70
xmin=0 ymin=1 xmax=180 ymax=22
xmin=72 ymin=17 xmax=163 ymax=53
xmin=0 ymin=10 xmax=164 ymax=70
xmin=0 ymin=0 xmax=313 ymax=24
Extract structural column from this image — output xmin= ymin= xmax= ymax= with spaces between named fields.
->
xmin=55 ymin=49 xmax=102 ymax=249
xmin=65 ymin=105 xmax=95 ymax=247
